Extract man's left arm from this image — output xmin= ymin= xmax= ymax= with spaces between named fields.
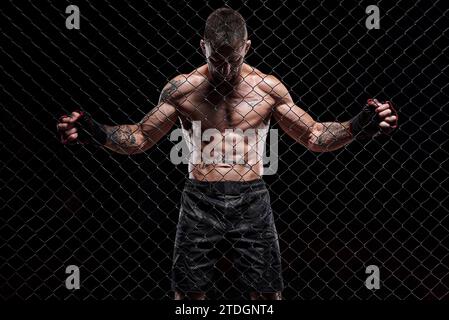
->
xmin=268 ymin=76 xmax=398 ymax=152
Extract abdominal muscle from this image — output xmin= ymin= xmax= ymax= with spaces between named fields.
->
xmin=182 ymin=120 xmax=269 ymax=182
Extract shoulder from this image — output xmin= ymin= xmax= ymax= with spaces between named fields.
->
xmin=243 ymin=65 xmax=291 ymax=102
xmin=160 ymin=69 xmax=207 ymax=103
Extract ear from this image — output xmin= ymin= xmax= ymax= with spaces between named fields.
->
xmin=244 ymin=40 xmax=251 ymax=55
xmin=200 ymin=39 xmax=206 ymax=55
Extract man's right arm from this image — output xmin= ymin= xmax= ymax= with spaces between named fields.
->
xmin=57 ymin=76 xmax=188 ymax=154
xmin=102 ymin=98 xmax=178 ymax=154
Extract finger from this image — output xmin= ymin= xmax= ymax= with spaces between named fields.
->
xmin=385 ymin=115 xmax=397 ymax=123
xmin=59 ymin=115 xmax=72 ymax=123
xmin=65 ymin=127 xmax=78 ymax=135
xmin=369 ymin=98 xmax=382 ymax=108
xmin=69 ymin=111 xmax=82 ymax=122
xmin=375 ymin=103 xmax=390 ymax=112
xmin=387 ymin=103 xmax=398 ymax=120
xmin=67 ymin=132 xmax=78 ymax=141
xmin=57 ymin=123 xmax=74 ymax=131
xmin=379 ymin=121 xmax=390 ymax=129
xmin=378 ymin=109 xmax=392 ymax=118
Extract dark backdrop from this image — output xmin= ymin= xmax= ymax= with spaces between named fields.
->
xmin=1 ymin=0 xmax=448 ymax=300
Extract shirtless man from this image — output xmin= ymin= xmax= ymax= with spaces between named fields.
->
xmin=57 ymin=8 xmax=398 ymax=300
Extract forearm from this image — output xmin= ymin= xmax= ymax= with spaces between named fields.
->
xmin=308 ymin=121 xmax=353 ymax=152
xmin=102 ymin=124 xmax=146 ymax=154
xmin=80 ymin=105 xmax=176 ymax=154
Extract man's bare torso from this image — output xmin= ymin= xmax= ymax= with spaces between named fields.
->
xmin=172 ymin=64 xmax=277 ymax=181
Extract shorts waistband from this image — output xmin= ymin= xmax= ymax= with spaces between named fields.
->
xmin=184 ymin=179 xmax=266 ymax=195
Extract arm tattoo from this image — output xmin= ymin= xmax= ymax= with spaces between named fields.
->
xmin=160 ymin=80 xmax=182 ymax=103
xmin=316 ymin=122 xmax=352 ymax=150
xmin=105 ymin=125 xmax=137 ymax=148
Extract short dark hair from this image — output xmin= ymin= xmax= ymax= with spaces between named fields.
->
xmin=204 ymin=8 xmax=247 ymax=49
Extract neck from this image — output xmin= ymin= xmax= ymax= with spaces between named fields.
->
xmin=209 ymin=75 xmax=244 ymax=95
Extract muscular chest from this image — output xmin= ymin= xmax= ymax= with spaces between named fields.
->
xmin=178 ymin=88 xmax=274 ymax=131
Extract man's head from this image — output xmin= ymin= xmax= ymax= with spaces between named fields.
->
xmin=201 ymin=8 xmax=251 ymax=83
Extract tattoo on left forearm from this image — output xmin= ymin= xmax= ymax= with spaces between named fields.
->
xmin=316 ymin=122 xmax=352 ymax=150
xmin=106 ymin=125 xmax=137 ymax=149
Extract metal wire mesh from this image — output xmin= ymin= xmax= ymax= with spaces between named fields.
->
xmin=1 ymin=0 xmax=448 ymax=300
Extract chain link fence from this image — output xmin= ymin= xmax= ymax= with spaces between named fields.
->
xmin=1 ymin=0 xmax=448 ymax=300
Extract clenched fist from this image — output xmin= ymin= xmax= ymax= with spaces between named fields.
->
xmin=56 ymin=110 xmax=107 ymax=145
xmin=57 ymin=111 xmax=83 ymax=144
xmin=369 ymin=98 xmax=398 ymax=133
xmin=350 ymin=98 xmax=398 ymax=140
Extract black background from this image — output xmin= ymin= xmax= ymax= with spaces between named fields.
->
xmin=1 ymin=0 xmax=448 ymax=300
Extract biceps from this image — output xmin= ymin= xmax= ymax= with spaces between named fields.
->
xmin=273 ymin=103 xmax=316 ymax=145
xmin=138 ymin=102 xmax=177 ymax=146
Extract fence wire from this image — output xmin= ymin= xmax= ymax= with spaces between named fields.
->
xmin=1 ymin=0 xmax=448 ymax=300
